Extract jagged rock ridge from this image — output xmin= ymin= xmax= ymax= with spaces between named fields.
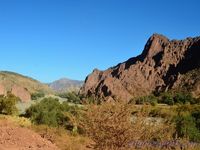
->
xmin=80 ymin=34 xmax=200 ymax=102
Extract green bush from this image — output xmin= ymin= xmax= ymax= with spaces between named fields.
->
xmin=160 ymin=92 xmax=174 ymax=105
xmin=25 ymin=97 xmax=64 ymax=127
xmin=135 ymin=95 xmax=158 ymax=106
xmin=31 ymin=91 xmax=45 ymax=100
xmin=191 ymin=110 xmax=200 ymax=131
xmin=175 ymin=113 xmax=200 ymax=142
xmin=57 ymin=92 xmax=81 ymax=104
xmin=149 ymin=95 xmax=158 ymax=106
xmin=174 ymin=105 xmax=200 ymax=142
xmin=157 ymin=92 xmax=196 ymax=105
xmin=61 ymin=101 xmax=82 ymax=133
xmin=174 ymin=93 xmax=192 ymax=104
xmin=25 ymin=97 xmax=81 ymax=131
xmin=0 ymin=93 xmax=19 ymax=115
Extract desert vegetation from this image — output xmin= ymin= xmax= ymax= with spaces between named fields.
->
xmin=57 ymin=92 xmax=81 ymax=104
xmin=133 ymin=91 xmax=200 ymax=106
xmin=0 ymin=90 xmax=200 ymax=149
xmin=24 ymin=97 xmax=81 ymax=132
xmin=31 ymin=91 xmax=45 ymax=100
xmin=0 ymin=92 xmax=19 ymax=115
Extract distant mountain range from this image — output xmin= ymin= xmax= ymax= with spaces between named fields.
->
xmin=0 ymin=71 xmax=83 ymax=102
xmin=49 ymin=78 xmax=83 ymax=93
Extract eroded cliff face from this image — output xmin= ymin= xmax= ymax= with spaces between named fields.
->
xmin=80 ymin=34 xmax=200 ymax=102
xmin=0 ymin=84 xmax=31 ymax=103
xmin=11 ymin=85 xmax=31 ymax=103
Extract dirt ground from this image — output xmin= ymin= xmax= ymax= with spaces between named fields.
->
xmin=0 ymin=120 xmax=58 ymax=150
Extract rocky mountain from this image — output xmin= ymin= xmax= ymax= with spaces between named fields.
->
xmin=80 ymin=34 xmax=200 ymax=102
xmin=49 ymin=78 xmax=83 ymax=93
xmin=0 ymin=71 xmax=53 ymax=102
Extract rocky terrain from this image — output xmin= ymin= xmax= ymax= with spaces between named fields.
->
xmin=0 ymin=71 xmax=53 ymax=102
xmin=49 ymin=78 xmax=83 ymax=93
xmin=0 ymin=119 xmax=58 ymax=150
xmin=80 ymin=34 xmax=200 ymax=102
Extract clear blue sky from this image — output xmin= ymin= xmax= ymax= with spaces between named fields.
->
xmin=0 ymin=0 xmax=199 ymax=83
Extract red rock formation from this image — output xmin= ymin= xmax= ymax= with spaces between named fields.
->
xmin=11 ymin=85 xmax=31 ymax=103
xmin=80 ymin=34 xmax=200 ymax=102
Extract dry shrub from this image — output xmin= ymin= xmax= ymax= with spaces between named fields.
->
xmin=31 ymin=125 xmax=91 ymax=150
xmin=79 ymin=102 xmax=174 ymax=150
xmin=0 ymin=114 xmax=31 ymax=127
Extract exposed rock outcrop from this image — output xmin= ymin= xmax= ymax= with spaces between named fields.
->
xmin=80 ymin=34 xmax=200 ymax=102
xmin=0 ymin=83 xmax=31 ymax=102
xmin=11 ymin=85 xmax=31 ymax=103
xmin=0 ymin=84 xmax=6 ymax=96
xmin=0 ymin=71 xmax=53 ymax=102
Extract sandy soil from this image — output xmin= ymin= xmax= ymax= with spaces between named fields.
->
xmin=0 ymin=120 xmax=59 ymax=150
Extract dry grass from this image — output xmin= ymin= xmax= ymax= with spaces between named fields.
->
xmin=31 ymin=125 xmax=92 ymax=150
xmin=0 ymin=115 xmax=91 ymax=150
xmin=0 ymin=114 xmax=31 ymax=127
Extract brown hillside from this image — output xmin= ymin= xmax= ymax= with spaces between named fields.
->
xmin=0 ymin=71 xmax=53 ymax=102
